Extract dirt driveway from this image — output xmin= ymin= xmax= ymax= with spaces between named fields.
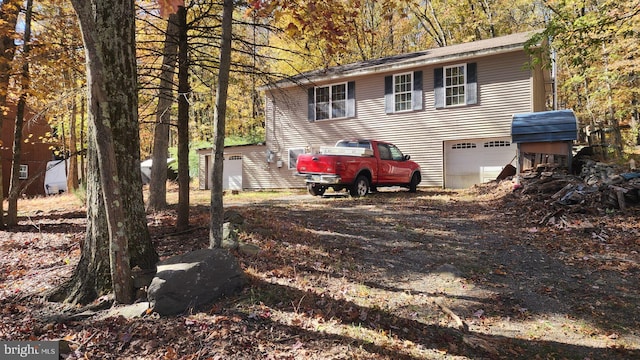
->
xmin=231 ymin=185 xmax=640 ymax=358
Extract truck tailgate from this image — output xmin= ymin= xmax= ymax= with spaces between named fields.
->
xmin=297 ymin=154 xmax=339 ymax=173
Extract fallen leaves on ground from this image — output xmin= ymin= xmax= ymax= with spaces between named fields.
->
xmin=1 ymin=184 xmax=639 ymax=359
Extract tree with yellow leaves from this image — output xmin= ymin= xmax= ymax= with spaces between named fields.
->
xmin=534 ymin=0 xmax=640 ymax=158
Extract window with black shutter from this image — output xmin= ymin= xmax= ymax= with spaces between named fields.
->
xmin=434 ymin=62 xmax=477 ymax=108
xmin=307 ymin=81 xmax=356 ymax=121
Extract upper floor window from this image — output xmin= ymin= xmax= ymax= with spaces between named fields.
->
xmin=434 ymin=62 xmax=477 ymax=108
xmin=445 ymin=65 xmax=466 ymax=106
xmin=385 ymin=71 xmax=423 ymax=113
xmin=308 ymin=82 xmax=355 ymax=121
xmin=394 ymin=73 xmax=413 ymax=112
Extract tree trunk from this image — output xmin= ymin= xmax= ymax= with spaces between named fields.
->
xmin=80 ymin=99 xmax=86 ymax=183
xmin=7 ymin=96 xmax=25 ymax=226
xmin=67 ymin=89 xmax=80 ymax=192
xmin=147 ymin=13 xmax=179 ymax=212
xmin=57 ymin=0 xmax=158 ymax=304
xmin=7 ymin=96 xmax=26 ymax=226
xmin=47 ymin=131 xmax=111 ymax=303
xmin=176 ymin=5 xmax=190 ymax=230
xmin=7 ymin=0 xmax=34 ymax=227
xmin=209 ymin=0 xmax=233 ymax=248
xmin=0 ymin=0 xmax=21 ymax=229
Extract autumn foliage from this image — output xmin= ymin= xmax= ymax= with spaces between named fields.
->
xmin=158 ymin=0 xmax=185 ymax=18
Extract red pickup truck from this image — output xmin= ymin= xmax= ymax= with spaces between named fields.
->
xmin=295 ymin=139 xmax=422 ymax=197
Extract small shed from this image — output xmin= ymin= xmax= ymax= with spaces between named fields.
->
xmin=511 ymin=109 xmax=578 ymax=173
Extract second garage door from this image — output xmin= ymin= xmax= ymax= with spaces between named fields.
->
xmin=444 ymin=137 xmax=516 ymax=189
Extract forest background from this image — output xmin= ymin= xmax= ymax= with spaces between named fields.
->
xmin=1 ymin=0 xmax=639 ymax=182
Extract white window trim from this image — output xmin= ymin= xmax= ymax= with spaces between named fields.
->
xmin=393 ymin=72 xmax=413 ymax=112
xmin=444 ymin=63 xmax=467 ymax=107
xmin=19 ymin=164 xmax=28 ymax=179
xmin=314 ymin=82 xmax=348 ymax=120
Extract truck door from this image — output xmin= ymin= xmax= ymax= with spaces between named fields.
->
xmin=377 ymin=143 xmax=412 ymax=183
xmin=387 ymin=144 xmax=413 ymax=182
xmin=376 ymin=143 xmax=396 ymax=183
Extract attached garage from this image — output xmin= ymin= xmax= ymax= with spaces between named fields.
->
xmin=444 ymin=137 xmax=516 ymax=189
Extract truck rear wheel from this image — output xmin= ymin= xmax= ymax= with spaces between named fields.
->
xmin=349 ymin=176 xmax=369 ymax=197
xmin=307 ymin=183 xmax=326 ymax=196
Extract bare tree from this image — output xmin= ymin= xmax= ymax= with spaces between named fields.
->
xmin=147 ymin=13 xmax=179 ymax=211
xmin=209 ymin=0 xmax=233 ymax=248
xmin=176 ymin=5 xmax=190 ymax=229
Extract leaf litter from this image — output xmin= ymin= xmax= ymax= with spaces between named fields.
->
xmin=0 ymin=181 xmax=639 ymax=359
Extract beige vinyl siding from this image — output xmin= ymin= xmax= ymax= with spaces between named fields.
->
xmin=240 ymin=144 xmax=301 ymax=189
xmin=262 ymin=49 xmax=536 ymax=189
xmin=197 ymin=144 xmax=306 ymax=191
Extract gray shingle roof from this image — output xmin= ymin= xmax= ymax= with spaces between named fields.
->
xmin=268 ymin=30 xmax=541 ymax=88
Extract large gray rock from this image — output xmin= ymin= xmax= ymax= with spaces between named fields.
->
xmin=148 ymin=248 xmax=246 ymax=315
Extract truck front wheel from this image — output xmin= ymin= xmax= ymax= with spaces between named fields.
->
xmin=409 ymin=173 xmax=420 ymax=193
xmin=349 ymin=176 xmax=370 ymax=197
xmin=307 ymin=183 xmax=326 ymax=196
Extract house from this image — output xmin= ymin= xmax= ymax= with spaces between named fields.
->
xmin=199 ymin=30 xmax=553 ymax=190
xmin=1 ymin=103 xmax=58 ymax=196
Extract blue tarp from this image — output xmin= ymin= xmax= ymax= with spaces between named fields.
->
xmin=621 ymin=172 xmax=640 ymax=180
xmin=511 ymin=110 xmax=578 ymax=144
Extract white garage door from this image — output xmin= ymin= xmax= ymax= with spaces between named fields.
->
xmin=223 ymin=154 xmax=243 ymax=190
xmin=444 ymin=137 xmax=515 ymax=189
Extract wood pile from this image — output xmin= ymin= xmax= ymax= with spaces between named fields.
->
xmin=516 ymin=159 xmax=640 ymax=211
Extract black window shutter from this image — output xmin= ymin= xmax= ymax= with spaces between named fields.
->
xmin=434 ymin=67 xmax=444 ymax=109
xmin=347 ymin=81 xmax=356 ymax=117
xmin=466 ymin=62 xmax=477 ymax=105
xmin=412 ymin=70 xmax=423 ymax=111
xmin=307 ymin=87 xmax=315 ymax=122
xmin=384 ymin=75 xmax=394 ymax=113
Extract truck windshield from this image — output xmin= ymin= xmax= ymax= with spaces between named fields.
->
xmin=336 ymin=140 xmax=371 ymax=149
